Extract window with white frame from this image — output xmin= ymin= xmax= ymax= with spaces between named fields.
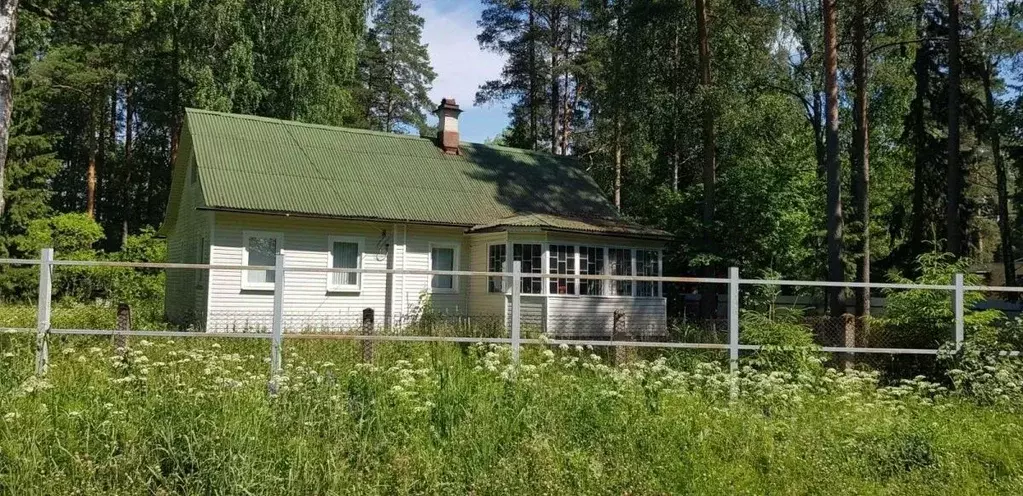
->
xmin=548 ymin=244 xmax=576 ymax=294
xmin=579 ymin=246 xmax=604 ymax=295
xmin=242 ymin=231 xmax=281 ymax=290
xmin=636 ymin=250 xmax=660 ymax=297
xmin=512 ymin=243 xmax=543 ymax=294
xmin=487 ymin=244 xmax=506 ymax=293
xmin=608 ymin=248 xmax=632 ymax=296
xmin=430 ymin=244 xmax=458 ymax=291
xmin=328 ymin=236 xmax=362 ymax=292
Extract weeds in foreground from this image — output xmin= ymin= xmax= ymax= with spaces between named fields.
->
xmin=0 ymin=335 xmax=1022 ymax=494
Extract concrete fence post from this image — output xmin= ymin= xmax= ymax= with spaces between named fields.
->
xmin=114 ymin=303 xmax=131 ymax=351
xmin=35 ymin=248 xmax=53 ymax=376
xmin=954 ymin=273 xmax=964 ymax=349
xmin=269 ymin=253 xmax=284 ymax=394
xmin=361 ymin=308 xmax=374 ymax=363
xmin=511 ymin=260 xmax=521 ymax=365
xmin=728 ymin=266 xmax=740 ymax=374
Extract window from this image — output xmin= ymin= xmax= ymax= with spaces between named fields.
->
xmin=430 ymin=244 xmax=458 ymax=292
xmin=488 ymin=244 xmax=506 ymax=293
xmin=512 ymin=243 xmax=543 ymax=294
xmin=189 ymin=163 xmax=198 ymax=184
xmin=548 ymin=244 xmax=576 ymax=294
xmin=608 ymin=248 xmax=632 ymax=296
xmin=636 ymin=250 xmax=660 ymax=297
xmin=328 ymin=236 xmax=362 ymax=292
xmin=579 ymin=246 xmax=604 ymax=295
xmin=242 ymin=231 xmax=281 ymax=290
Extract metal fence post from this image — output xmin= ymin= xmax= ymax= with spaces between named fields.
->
xmin=728 ymin=266 xmax=739 ymax=373
xmin=35 ymin=248 xmax=53 ymax=376
xmin=269 ymin=253 xmax=285 ymax=392
xmin=511 ymin=260 xmax=521 ymax=365
xmin=954 ymin=272 xmax=964 ymax=349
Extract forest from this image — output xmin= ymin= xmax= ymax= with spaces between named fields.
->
xmin=0 ymin=0 xmax=1020 ymax=318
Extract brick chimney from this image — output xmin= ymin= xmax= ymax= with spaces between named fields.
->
xmin=435 ymin=98 xmax=462 ymax=154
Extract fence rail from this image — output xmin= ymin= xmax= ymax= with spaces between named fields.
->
xmin=3 ymin=249 xmax=1022 ymax=387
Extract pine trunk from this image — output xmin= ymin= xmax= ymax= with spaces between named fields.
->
xmin=613 ymin=116 xmax=622 ymax=209
xmin=86 ymin=117 xmax=98 ymax=219
xmin=983 ymin=64 xmax=1017 ymax=291
xmin=550 ymin=11 xmax=560 ymax=155
xmin=0 ymin=0 xmax=18 ymax=219
xmin=696 ymin=0 xmax=715 ymax=232
xmin=528 ymin=3 xmax=538 ymax=150
xmin=909 ymin=17 xmax=929 ymax=256
xmin=122 ymin=85 xmax=134 ymax=246
xmin=851 ymin=0 xmax=870 ymax=323
xmin=823 ymin=0 xmax=844 ymax=317
xmin=946 ymin=0 xmax=963 ymax=256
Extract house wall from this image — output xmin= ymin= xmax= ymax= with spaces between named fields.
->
xmin=205 ymin=213 xmax=472 ymax=332
xmin=467 ymin=232 xmax=507 ymax=325
xmin=494 ymin=230 xmax=668 ymax=337
xmin=547 ymin=295 xmax=666 ymax=337
xmin=164 ymin=154 xmax=212 ymax=326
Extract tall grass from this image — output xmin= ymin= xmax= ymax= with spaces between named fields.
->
xmin=1 ymin=334 xmax=1022 ymax=494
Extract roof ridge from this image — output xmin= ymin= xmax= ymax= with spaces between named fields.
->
xmin=184 ymin=108 xmax=434 ymax=143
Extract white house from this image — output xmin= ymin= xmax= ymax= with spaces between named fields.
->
xmin=159 ymin=99 xmax=671 ymax=337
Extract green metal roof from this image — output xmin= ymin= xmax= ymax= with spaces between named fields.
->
xmin=162 ymin=108 xmax=669 ymax=239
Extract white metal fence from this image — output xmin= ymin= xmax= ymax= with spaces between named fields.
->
xmin=2 ymin=248 xmax=1022 ymax=389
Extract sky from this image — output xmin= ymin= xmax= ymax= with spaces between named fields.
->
xmin=418 ymin=0 xmax=510 ymax=143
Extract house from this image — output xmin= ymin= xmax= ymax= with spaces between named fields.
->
xmin=159 ymin=99 xmax=671 ymax=337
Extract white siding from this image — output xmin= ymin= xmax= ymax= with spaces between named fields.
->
xmin=547 ymin=295 xmax=666 ymax=337
xmin=164 ymin=155 xmax=211 ymax=326
xmin=467 ymin=232 xmax=507 ymax=323
xmin=187 ymin=211 xmax=669 ymax=335
xmin=206 ymin=213 xmax=468 ymax=332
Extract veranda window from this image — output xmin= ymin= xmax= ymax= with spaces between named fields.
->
xmin=579 ymin=246 xmax=604 ymax=295
xmin=513 ymin=243 xmax=543 ymax=294
xmin=548 ymin=244 xmax=576 ymax=295
xmin=608 ymin=248 xmax=632 ymax=296
xmin=636 ymin=250 xmax=660 ymax=297
xmin=488 ymin=244 xmax=506 ymax=293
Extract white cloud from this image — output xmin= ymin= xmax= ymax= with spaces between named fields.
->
xmin=417 ymin=1 xmax=512 ymax=142
xmin=419 ymin=1 xmax=505 ymax=107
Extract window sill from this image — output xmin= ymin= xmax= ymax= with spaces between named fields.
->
xmin=241 ymin=284 xmax=275 ymax=292
xmin=326 ymin=287 xmax=362 ymax=294
xmin=429 ymin=288 xmax=459 ymax=294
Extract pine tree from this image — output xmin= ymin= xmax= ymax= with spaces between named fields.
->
xmin=361 ymin=0 xmax=435 ymax=133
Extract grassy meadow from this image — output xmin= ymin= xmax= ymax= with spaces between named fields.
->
xmin=1 ymin=331 xmax=1022 ymax=495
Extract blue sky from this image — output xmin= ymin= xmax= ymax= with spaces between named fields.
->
xmin=419 ymin=0 xmax=511 ymax=143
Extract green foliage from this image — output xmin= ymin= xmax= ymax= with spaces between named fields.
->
xmin=17 ymin=212 xmax=104 ymax=257
xmin=740 ymin=311 xmax=825 ymax=375
xmin=359 ymin=0 xmax=436 ymax=133
xmin=881 ymin=253 xmax=1001 ymax=349
xmin=1 ymin=339 xmax=1022 ymax=493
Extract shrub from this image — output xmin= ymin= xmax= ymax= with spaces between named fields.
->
xmin=740 ymin=310 xmax=824 ymax=375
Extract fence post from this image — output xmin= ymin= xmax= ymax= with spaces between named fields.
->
xmin=511 ymin=260 xmax=521 ymax=365
xmin=35 ymin=248 xmax=53 ymax=376
xmin=728 ymin=266 xmax=739 ymax=374
xmin=954 ymin=272 xmax=964 ymax=349
xmin=269 ymin=253 xmax=284 ymax=393
xmin=361 ymin=308 xmax=374 ymax=363
xmin=114 ymin=303 xmax=131 ymax=352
